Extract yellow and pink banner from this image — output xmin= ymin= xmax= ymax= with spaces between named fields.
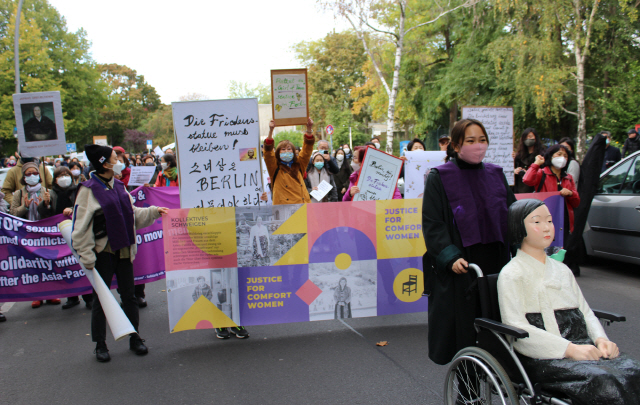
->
xmin=163 ymin=200 xmax=427 ymax=332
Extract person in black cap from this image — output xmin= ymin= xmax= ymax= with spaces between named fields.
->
xmin=71 ymin=144 xmax=169 ymax=362
xmin=622 ymin=128 xmax=640 ymax=158
xmin=438 ymin=134 xmax=450 ymax=151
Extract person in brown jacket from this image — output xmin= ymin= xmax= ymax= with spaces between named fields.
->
xmin=2 ymin=155 xmax=53 ymax=205
xmin=263 ymin=118 xmax=316 ymax=205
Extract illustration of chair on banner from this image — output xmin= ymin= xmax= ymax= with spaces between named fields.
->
xmin=402 ymin=275 xmax=417 ymax=296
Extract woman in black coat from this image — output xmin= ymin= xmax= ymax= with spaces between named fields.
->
xmin=422 ymin=119 xmax=516 ymax=369
xmin=513 ymin=127 xmax=545 ymax=193
xmin=333 ymin=147 xmax=352 ymax=201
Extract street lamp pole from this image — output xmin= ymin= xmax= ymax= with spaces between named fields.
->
xmin=14 ymin=0 xmax=25 ymax=94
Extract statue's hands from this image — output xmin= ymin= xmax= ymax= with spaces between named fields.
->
xmin=565 ymin=343 xmax=603 ymax=361
xmin=595 ymin=338 xmax=620 ymax=359
xmin=451 ymin=258 xmax=469 ymax=274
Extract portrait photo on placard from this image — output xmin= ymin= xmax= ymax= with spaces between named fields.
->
xmin=239 ymin=147 xmax=258 ymax=161
xmin=236 ymin=204 xmax=304 ymax=268
xmin=20 ymin=102 xmax=58 ymax=142
xmin=308 ymin=260 xmax=377 ymax=321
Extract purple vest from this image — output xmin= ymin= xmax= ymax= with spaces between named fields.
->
xmin=437 ymin=161 xmax=508 ymax=248
xmin=81 ymin=174 xmax=136 ymax=251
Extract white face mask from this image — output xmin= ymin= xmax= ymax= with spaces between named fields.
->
xmin=111 ymin=161 xmax=125 ymax=175
xmin=161 ymin=162 xmax=168 ymax=170
xmin=351 ymin=161 xmax=360 ymax=172
xmin=336 ymin=154 xmax=344 ymax=162
xmin=373 ymin=142 xmax=380 ymax=149
xmin=57 ymin=176 xmax=72 ymax=188
xmin=551 ymin=157 xmax=567 ymax=169
xmin=25 ymin=174 xmax=40 ymax=186
xmin=70 ymin=169 xmax=81 ymax=177
xmin=344 ymin=148 xmax=350 ymax=154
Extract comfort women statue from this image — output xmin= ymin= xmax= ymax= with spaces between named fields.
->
xmin=498 ymin=199 xmax=640 ymax=405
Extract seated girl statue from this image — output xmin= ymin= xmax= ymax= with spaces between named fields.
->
xmin=498 ymin=199 xmax=640 ymax=405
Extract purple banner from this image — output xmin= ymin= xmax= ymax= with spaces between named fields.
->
xmin=516 ymin=192 xmax=565 ymax=248
xmin=0 ymin=186 xmax=180 ymax=302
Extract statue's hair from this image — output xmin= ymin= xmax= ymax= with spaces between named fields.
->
xmin=508 ymin=199 xmax=547 ymax=247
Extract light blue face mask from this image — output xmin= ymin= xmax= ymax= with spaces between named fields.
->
xmin=314 ymin=162 xmax=324 ymax=170
xmin=280 ymin=152 xmax=294 ymax=162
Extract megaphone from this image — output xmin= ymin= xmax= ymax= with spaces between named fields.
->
xmin=59 ymin=220 xmax=136 ymax=341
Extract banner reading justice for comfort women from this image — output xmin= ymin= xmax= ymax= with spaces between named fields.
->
xmin=163 ymin=200 xmax=427 ymax=332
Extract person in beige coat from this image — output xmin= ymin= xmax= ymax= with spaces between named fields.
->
xmin=2 ymin=155 xmax=53 ymax=205
xmin=71 ymin=144 xmax=168 ymax=362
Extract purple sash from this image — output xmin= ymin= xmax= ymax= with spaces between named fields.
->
xmin=80 ymin=174 xmax=136 ymax=251
xmin=437 ymin=161 xmax=508 ymax=247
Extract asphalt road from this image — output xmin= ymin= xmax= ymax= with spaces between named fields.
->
xmin=1 ymin=258 xmax=639 ymax=405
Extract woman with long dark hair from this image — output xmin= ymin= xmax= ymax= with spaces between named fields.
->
xmin=514 ymin=128 xmax=545 ymax=193
xmin=422 ymin=119 xmax=516 ymax=375
xmin=559 ymin=137 xmax=580 ymax=188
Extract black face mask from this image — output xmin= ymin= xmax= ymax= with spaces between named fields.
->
xmin=145 ymin=162 xmax=155 ymax=166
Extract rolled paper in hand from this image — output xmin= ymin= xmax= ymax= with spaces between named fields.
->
xmin=59 ymin=220 xmax=136 ymax=341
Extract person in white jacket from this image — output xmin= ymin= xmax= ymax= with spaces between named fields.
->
xmin=72 ymin=144 xmax=168 ymax=363
xmin=498 ymin=199 xmax=640 ymax=404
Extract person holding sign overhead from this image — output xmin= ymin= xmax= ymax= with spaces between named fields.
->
xmin=421 ymin=118 xmax=516 ymax=384
xmin=264 ymin=118 xmax=316 ymax=205
xmin=71 ymin=144 xmax=169 ymax=362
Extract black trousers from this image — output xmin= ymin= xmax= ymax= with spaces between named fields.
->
xmin=91 ymin=250 xmax=139 ymax=342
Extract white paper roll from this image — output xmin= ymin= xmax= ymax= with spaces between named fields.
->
xmin=59 ymin=220 xmax=136 ymax=341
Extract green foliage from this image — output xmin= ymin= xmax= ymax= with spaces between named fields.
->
xmin=138 ymin=104 xmax=175 ymax=148
xmin=273 ymin=130 xmax=304 ymax=148
xmin=228 ymin=81 xmax=271 ymax=104
xmin=324 ymin=108 xmax=369 ymax=148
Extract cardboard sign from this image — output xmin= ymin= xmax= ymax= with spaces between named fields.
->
xmin=171 ymin=98 xmax=263 ymax=208
xmin=461 ymin=106 xmax=514 ymax=185
xmin=153 ymin=146 xmax=164 ymax=157
xmin=403 ymin=151 xmax=447 ymax=199
xmin=12 ymin=91 xmax=66 ymax=157
xmin=93 ymin=136 xmax=108 ymax=146
xmin=128 ymin=166 xmax=157 ymax=187
xmin=354 ymin=147 xmax=403 ymax=201
xmin=270 ymin=69 xmax=308 ymax=126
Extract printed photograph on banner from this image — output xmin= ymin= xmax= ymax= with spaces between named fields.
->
xmin=166 ymin=268 xmax=240 ymax=332
xmin=236 ymin=204 xmax=305 ymax=267
xmin=308 ymin=260 xmax=377 ymax=321
xmin=12 ymin=91 xmax=67 ymax=157
xmin=239 ymin=147 xmax=258 ymax=161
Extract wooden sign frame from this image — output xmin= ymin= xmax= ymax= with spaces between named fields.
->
xmin=270 ymin=68 xmax=309 ymax=127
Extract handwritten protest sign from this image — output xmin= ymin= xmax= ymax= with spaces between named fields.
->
xmin=461 ymin=106 xmax=514 ymax=185
xmin=128 ymin=166 xmax=157 ymax=187
xmin=270 ymin=69 xmax=308 ymax=126
xmin=172 ymin=98 xmax=263 ymax=209
xmin=404 ymin=151 xmax=447 ymax=199
xmin=13 ymin=91 xmax=66 ymax=157
xmin=354 ymin=147 xmax=403 ymax=201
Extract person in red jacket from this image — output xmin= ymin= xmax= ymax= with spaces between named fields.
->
xmin=154 ymin=154 xmax=179 ymax=187
xmin=523 ymin=144 xmax=581 ymax=274
xmin=112 ymin=146 xmax=131 ymax=188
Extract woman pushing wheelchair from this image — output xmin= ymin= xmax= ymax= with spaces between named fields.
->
xmin=498 ymin=199 xmax=640 ymax=405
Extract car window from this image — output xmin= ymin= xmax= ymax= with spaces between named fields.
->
xmin=620 ymin=156 xmax=640 ymax=194
xmin=597 ymin=158 xmax=634 ymax=194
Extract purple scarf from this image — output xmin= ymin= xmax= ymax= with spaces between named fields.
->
xmin=437 ymin=161 xmax=508 ymax=248
xmin=81 ymin=174 xmax=136 ymax=251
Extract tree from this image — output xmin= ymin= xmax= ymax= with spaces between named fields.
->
xmin=321 ymin=0 xmax=479 ymax=153
xmin=123 ymin=129 xmax=153 ymax=152
xmin=139 ymin=104 xmax=175 ymax=148
xmin=179 ymin=92 xmax=209 ymax=101
xmin=273 ymin=130 xmax=304 ymax=148
xmin=228 ymin=81 xmax=271 ymax=104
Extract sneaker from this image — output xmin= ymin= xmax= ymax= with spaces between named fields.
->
xmin=32 ymin=300 xmax=43 ymax=308
xmin=94 ymin=341 xmax=110 ymax=362
xmin=62 ymin=298 xmax=80 ymax=309
xmin=215 ymin=328 xmax=230 ymax=339
xmin=129 ymin=334 xmax=148 ymax=355
xmin=229 ymin=326 xmax=250 ymax=339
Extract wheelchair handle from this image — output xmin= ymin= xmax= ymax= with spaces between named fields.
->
xmin=467 ymin=263 xmax=483 ymax=278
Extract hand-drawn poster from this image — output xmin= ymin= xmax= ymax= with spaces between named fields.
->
xmin=461 ymin=106 xmax=514 ymax=185
xmin=353 ymin=147 xmax=403 ymax=201
xmin=172 ymin=98 xmax=263 ymax=209
xmin=163 ymin=200 xmax=427 ymax=332
xmin=403 ymin=151 xmax=447 ymax=199
xmin=271 ymin=69 xmax=308 ymax=126
xmin=13 ymin=91 xmax=66 ymax=157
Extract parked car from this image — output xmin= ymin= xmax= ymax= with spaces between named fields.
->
xmin=583 ymin=150 xmax=640 ymax=265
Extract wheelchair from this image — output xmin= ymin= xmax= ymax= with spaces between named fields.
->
xmin=443 ymin=264 xmax=626 ymax=405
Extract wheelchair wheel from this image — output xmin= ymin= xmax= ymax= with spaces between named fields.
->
xmin=444 ymin=346 xmax=519 ymax=405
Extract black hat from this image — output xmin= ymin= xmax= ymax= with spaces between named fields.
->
xmin=628 ymin=128 xmax=638 ymax=135
xmin=84 ymin=144 xmax=113 ymax=170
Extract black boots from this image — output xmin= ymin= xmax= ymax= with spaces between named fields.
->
xmin=95 ymin=341 xmax=110 ymax=362
xmin=129 ymin=334 xmax=148 ymax=355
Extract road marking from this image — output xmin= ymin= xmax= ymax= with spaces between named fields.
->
xmin=1 ymin=302 xmax=15 ymax=313
xmin=338 ymin=318 xmax=364 ymax=337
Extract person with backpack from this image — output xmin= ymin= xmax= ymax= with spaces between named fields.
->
xmin=263 ymin=118 xmax=316 ymax=205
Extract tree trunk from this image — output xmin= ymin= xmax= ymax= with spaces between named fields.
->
xmin=386 ymin=16 xmax=405 ymax=154
xmin=575 ymin=47 xmax=587 ymax=160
